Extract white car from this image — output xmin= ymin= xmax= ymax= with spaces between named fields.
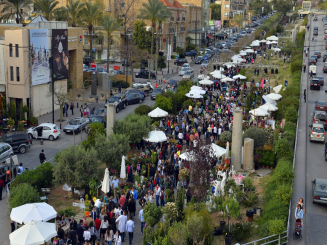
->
xmin=309 ymin=65 xmax=317 ymax=75
xmin=183 ymin=70 xmax=194 ymax=79
xmin=182 ymin=63 xmax=191 ymax=69
xmin=27 ymin=123 xmax=61 ymax=141
xmin=179 ymin=67 xmax=192 ymax=76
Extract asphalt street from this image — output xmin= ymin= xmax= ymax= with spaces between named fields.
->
xmin=289 ymin=15 xmax=327 ymax=245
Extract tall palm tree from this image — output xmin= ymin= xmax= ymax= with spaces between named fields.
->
xmin=66 ymin=0 xmax=84 ymax=27
xmin=81 ymin=2 xmax=102 ymax=63
xmin=53 ymin=7 xmax=68 ymax=21
xmin=33 ymin=0 xmax=59 ymax=21
xmin=0 ymin=0 xmax=32 ymax=24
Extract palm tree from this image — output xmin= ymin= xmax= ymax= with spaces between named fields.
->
xmin=81 ymin=2 xmax=102 ymax=63
xmin=0 ymin=0 xmax=32 ymax=24
xmin=66 ymin=0 xmax=84 ymax=27
xmin=33 ymin=0 xmax=59 ymax=21
xmin=53 ymin=7 xmax=68 ymax=21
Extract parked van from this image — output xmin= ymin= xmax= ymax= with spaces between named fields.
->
xmin=309 ymin=65 xmax=317 ymax=75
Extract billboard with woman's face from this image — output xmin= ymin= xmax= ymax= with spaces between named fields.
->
xmin=52 ymin=29 xmax=69 ymax=81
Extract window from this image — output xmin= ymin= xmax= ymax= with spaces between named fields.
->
xmin=84 ymin=36 xmax=88 ymax=44
xmin=9 ymin=44 xmax=12 ymax=57
xmin=16 ymin=67 xmax=20 ymax=81
xmin=224 ymin=12 xmax=230 ymax=16
xmin=225 ymin=4 xmax=230 ymax=8
xmin=15 ymin=44 xmax=19 ymax=57
xmin=10 ymin=66 xmax=13 ymax=81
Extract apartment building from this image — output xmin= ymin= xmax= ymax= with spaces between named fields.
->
xmin=221 ymin=0 xmax=249 ymax=27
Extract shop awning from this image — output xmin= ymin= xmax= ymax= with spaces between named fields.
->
xmin=207 ymin=34 xmax=214 ymax=39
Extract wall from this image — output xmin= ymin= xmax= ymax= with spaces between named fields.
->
xmin=68 ymin=28 xmax=83 ymax=89
xmin=0 ymin=40 xmax=6 ymax=92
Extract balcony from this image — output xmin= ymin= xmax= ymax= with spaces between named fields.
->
xmin=182 ymin=17 xmax=185 ymax=21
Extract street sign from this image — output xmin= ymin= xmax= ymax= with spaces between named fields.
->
xmin=79 ymin=35 xmax=82 ymax=42
xmin=91 ymin=62 xmax=97 ymax=71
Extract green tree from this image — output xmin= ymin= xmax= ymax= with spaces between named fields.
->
xmin=135 ymin=105 xmax=152 ymax=115
xmin=54 ymin=145 xmax=99 ymax=198
xmin=210 ymin=3 xmax=221 ymax=20
xmin=167 ymin=222 xmax=188 ymax=245
xmin=53 ymin=6 xmax=68 ymax=21
xmin=143 ymin=203 xmax=163 ymax=230
xmin=81 ymin=2 xmax=102 ymax=63
xmin=66 ymin=0 xmax=84 ymax=27
xmin=155 ymin=95 xmax=173 ymax=112
xmin=0 ymin=0 xmax=31 ymax=23
xmin=82 ymin=122 xmax=105 ymax=149
xmin=95 ymin=133 xmax=130 ymax=170
xmin=9 ymin=183 xmax=40 ymax=209
xmin=113 ymin=114 xmax=153 ymax=143
xmin=133 ymin=21 xmax=152 ymax=52
xmin=33 ymin=0 xmax=59 ymax=20
xmin=243 ymin=127 xmax=266 ymax=149
xmin=10 ymin=101 xmax=16 ymax=120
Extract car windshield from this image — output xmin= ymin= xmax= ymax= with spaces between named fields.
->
xmin=315 ymin=183 xmax=327 ymax=191
xmin=184 ymin=71 xmax=191 ymax=75
xmin=69 ymin=120 xmax=80 ymax=125
xmin=316 ymin=114 xmax=326 ymax=120
xmin=109 ymin=97 xmax=119 ymax=103
xmin=317 ymin=101 xmax=326 ymax=105
xmin=94 ymin=109 xmax=105 ymax=115
xmin=181 ymin=67 xmax=188 ymax=71
xmin=153 ymin=89 xmax=161 ymax=93
xmin=313 ymin=127 xmax=324 ymax=133
xmin=196 ymin=57 xmax=202 ymax=60
xmin=90 ymin=116 xmax=103 ymax=122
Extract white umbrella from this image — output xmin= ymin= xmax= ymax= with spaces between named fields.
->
xmin=199 ymin=79 xmax=214 ymax=85
xmin=186 ymin=92 xmax=203 ymax=99
xmin=212 ymin=73 xmax=226 ymax=79
xmin=266 ymin=36 xmax=278 ymax=41
xmin=144 ymin=131 xmax=167 ymax=143
xmin=244 ymin=46 xmax=251 ymax=49
xmin=239 ymin=51 xmax=247 ymax=56
xmin=231 ymin=55 xmax=241 ymax=59
xmin=210 ymin=70 xmax=223 ymax=77
xmin=198 ymin=74 xmax=210 ymax=80
xmin=225 ymin=141 xmax=230 ymax=159
xmin=245 ymin=49 xmax=254 ymax=53
xmin=273 ymin=85 xmax=283 ymax=93
xmin=232 ymin=58 xmax=246 ymax=64
xmin=120 ymin=155 xmax=126 ymax=179
xmin=262 ymin=95 xmax=277 ymax=105
xmin=250 ymin=42 xmax=260 ymax=47
xmin=271 ymin=41 xmax=278 ymax=44
xmin=191 ymin=85 xmax=202 ymax=90
xmin=221 ymin=77 xmax=235 ymax=82
xmin=210 ymin=143 xmax=227 ymax=158
xmin=266 ymin=40 xmax=272 ymax=45
xmin=266 ymin=93 xmax=282 ymax=100
xmin=147 ymin=107 xmax=168 ymax=118
xmin=260 ymin=103 xmax=278 ymax=112
xmin=10 ymin=203 xmax=57 ymax=224
xmin=190 ymin=88 xmax=206 ymax=94
xmin=9 ymin=220 xmax=57 ymax=245
xmin=249 ymin=108 xmax=269 ymax=117
xmin=101 ymin=168 xmax=111 ymax=193
xmin=259 ymin=40 xmax=267 ymax=43
xmin=233 ymin=74 xmax=247 ymax=80
xmin=272 ymin=47 xmax=281 ymax=51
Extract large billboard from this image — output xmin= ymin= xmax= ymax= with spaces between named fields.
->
xmin=52 ymin=29 xmax=69 ymax=81
xmin=30 ymin=29 xmax=50 ymax=86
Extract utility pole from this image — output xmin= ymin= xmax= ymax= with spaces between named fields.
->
xmin=195 ymin=7 xmax=198 ymax=48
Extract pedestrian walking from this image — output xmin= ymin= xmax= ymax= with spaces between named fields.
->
xmin=70 ymin=102 xmax=74 ymax=115
xmin=139 ymin=205 xmax=145 ymax=234
xmin=304 ymin=89 xmax=306 ymax=103
xmin=303 ymin=62 xmax=306 ymax=73
xmin=114 ymin=230 xmax=122 ymax=245
xmin=115 ymin=211 xmax=127 ymax=242
xmin=118 ymin=83 xmax=122 ymax=93
xmin=65 ymin=103 xmax=69 ymax=117
xmin=126 ymin=216 xmax=134 ymax=245
xmin=39 ymin=149 xmax=46 ymax=164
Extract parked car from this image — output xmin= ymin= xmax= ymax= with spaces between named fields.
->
xmin=203 ymin=54 xmax=211 ymax=60
xmin=167 ymin=79 xmax=179 ymax=88
xmin=114 ymin=70 xmax=124 ymax=74
xmin=312 ymin=110 xmax=327 ymax=128
xmin=0 ymin=143 xmax=14 ymax=163
xmin=324 ymin=65 xmax=327 ymax=73
xmin=27 ymin=123 xmax=61 ymax=141
xmin=86 ymin=115 xmax=106 ymax=131
xmin=127 ymin=83 xmax=152 ymax=96
xmin=195 ymin=56 xmax=204 ymax=64
xmin=201 ymin=60 xmax=209 ymax=68
xmin=309 ymin=123 xmax=325 ymax=142
xmin=315 ymin=100 xmax=327 ymax=111
xmin=310 ymin=78 xmax=321 ymax=90
xmin=97 ymin=67 xmax=106 ymax=73
xmin=135 ymin=70 xmax=156 ymax=79
xmin=183 ymin=70 xmax=194 ymax=79
xmin=174 ymin=58 xmax=188 ymax=66
xmin=107 ymin=93 xmax=127 ymax=113
xmin=125 ymin=89 xmax=145 ymax=99
xmin=185 ymin=50 xmax=197 ymax=56
xmin=63 ymin=117 xmax=90 ymax=134
xmin=312 ymin=178 xmax=327 ymax=203
xmin=126 ymin=93 xmax=144 ymax=105
xmin=0 ymin=132 xmax=31 ymax=154
xmin=179 ymin=67 xmax=192 ymax=76
xmin=151 ymin=88 xmax=163 ymax=100
xmin=92 ymin=108 xmax=107 ymax=115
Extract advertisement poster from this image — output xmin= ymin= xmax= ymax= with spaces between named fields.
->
xmin=30 ymin=29 xmax=49 ymax=86
xmin=52 ymin=29 xmax=69 ymax=81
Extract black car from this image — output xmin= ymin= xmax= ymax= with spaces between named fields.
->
xmin=135 ymin=70 xmax=156 ymax=79
xmin=311 ymin=78 xmax=321 ymax=90
xmin=323 ymin=52 xmax=327 ymax=61
xmin=126 ymin=93 xmax=143 ymax=105
xmin=316 ymin=76 xmax=325 ymax=85
xmin=108 ymin=93 xmax=127 ymax=113
xmin=174 ymin=58 xmax=188 ymax=66
xmin=83 ymin=56 xmax=90 ymax=65
xmin=324 ymin=65 xmax=327 ymax=73
xmin=92 ymin=108 xmax=107 ymax=115
xmin=0 ymin=132 xmax=31 ymax=154
xmin=87 ymin=114 xmax=107 ymax=130
xmin=195 ymin=56 xmax=204 ymax=64
xmin=309 ymin=58 xmax=316 ymax=65
xmin=125 ymin=89 xmax=145 ymax=98
xmin=151 ymin=88 xmax=163 ymax=100
xmin=311 ymin=55 xmax=318 ymax=62
xmin=314 ymin=51 xmax=321 ymax=58
xmin=185 ymin=50 xmax=197 ymax=56
xmin=167 ymin=79 xmax=178 ymax=88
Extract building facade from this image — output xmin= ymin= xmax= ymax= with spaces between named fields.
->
xmin=221 ymin=0 xmax=249 ymax=27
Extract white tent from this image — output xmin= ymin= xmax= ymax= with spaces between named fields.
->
xmin=267 ymin=36 xmax=278 ymax=41
xmin=198 ymin=74 xmax=210 ymax=80
xmin=266 ymin=93 xmax=282 ymax=100
xmin=271 ymin=41 xmax=278 ymax=44
xmin=259 ymin=40 xmax=267 ymax=43
xmin=221 ymin=77 xmax=235 ymax=82
xmin=245 ymin=49 xmax=254 ymax=53
xmin=120 ymin=156 xmax=126 ymax=179
xmin=190 ymin=88 xmax=206 ymax=94
xmin=199 ymin=79 xmax=214 ymax=85
xmin=249 ymin=108 xmax=269 ymax=117
xmin=262 ymin=95 xmax=277 ymax=105
xmin=231 ymin=55 xmax=241 ymax=59
xmin=232 ymin=58 xmax=246 ymax=64
xmin=148 ymin=107 xmax=168 ymax=117
xmin=212 ymin=73 xmax=226 ymax=79
xmin=10 ymin=203 xmax=57 ymax=224
xmin=250 ymin=42 xmax=260 ymax=47
xmin=239 ymin=51 xmax=247 ymax=56
xmin=260 ymin=103 xmax=278 ymax=112
xmin=210 ymin=143 xmax=227 ymax=158
xmin=101 ymin=168 xmax=111 ymax=193
xmin=244 ymin=46 xmax=251 ymax=49
xmin=266 ymin=40 xmax=273 ymax=45
xmin=272 ymin=47 xmax=281 ymax=51
xmin=9 ymin=220 xmax=57 ymax=245
xmin=144 ymin=131 xmax=167 ymax=143
xmin=273 ymin=85 xmax=283 ymax=93
xmin=186 ymin=92 xmax=203 ymax=99
xmin=233 ymin=74 xmax=247 ymax=80
xmin=179 ymin=143 xmax=227 ymax=160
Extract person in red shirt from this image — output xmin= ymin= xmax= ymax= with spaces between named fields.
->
xmin=176 ymin=144 xmax=182 ymax=151
xmin=0 ymin=179 xmax=5 ymax=200
xmin=94 ymin=215 xmax=101 ymax=240
xmin=119 ymin=193 xmax=126 ymax=208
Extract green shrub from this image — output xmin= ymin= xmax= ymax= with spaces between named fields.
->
xmin=183 ymin=99 xmax=193 ymax=109
xmin=17 ymin=121 xmax=24 ymax=131
xmin=284 ymin=106 xmax=298 ymax=124
xmin=268 ymin=219 xmax=286 ymax=236
xmin=230 ymin=222 xmax=252 ymax=242
xmin=273 ymin=184 xmax=293 ymax=206
xmin=283 ymin=122 xmax=296 ymax=137
xmin=258 ymin=150 xmax=275 ymax=167
xmin=112 ymin=81 xmax=130 ymax=88
xmin=291 ymin=60 xmax=302 ymax=74
xmin=155 ymin=95 xmax=173 ymax=112
xmin=9 ymin=183 xmax=40 ymax=209
xmin=243 ymin=127 xmax=266 ymax=149
xmin=58 ymin=207 xmax=76 ymax=217
xmin=135 ymin=105 xmax=152 ymax=115
xmin=274 ymin=138 xmax=293 ymax=159
xmin=220 ymin=131 xmax=232 ymax=143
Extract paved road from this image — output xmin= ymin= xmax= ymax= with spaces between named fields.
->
xmin=289 ymin=15 xmax=327 ymax=245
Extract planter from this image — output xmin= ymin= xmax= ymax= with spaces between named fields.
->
xmin=225 ymin=234 xmax=232 ymax=245
xmin=220 ymin=221 xmax=226 ymax=227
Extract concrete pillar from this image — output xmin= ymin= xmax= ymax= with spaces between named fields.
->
xmin=231 ymin=107 xmax=243 ymax=171
xmin=243 ymin=138 xmax=254 ymax=171
xmin=91 ymin=71 xmax=97 ymax=96
xmin=106 ymin=103 xmax=116 ymax=137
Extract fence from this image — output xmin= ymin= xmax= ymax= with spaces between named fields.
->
xmin=242 ymin=231 xmax=288 ymax=245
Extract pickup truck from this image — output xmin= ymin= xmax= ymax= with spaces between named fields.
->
xmin=135 ymin=70 xmax=156 ymax=79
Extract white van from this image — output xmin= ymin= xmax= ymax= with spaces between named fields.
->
xmin=309 ymin=65 xmax=317 ymax=75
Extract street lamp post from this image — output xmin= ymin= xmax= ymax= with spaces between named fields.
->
xmin=122 ymin=14 xmax=129 ymax=87
xmin=168 ymin=23 xmax=173 ymax=74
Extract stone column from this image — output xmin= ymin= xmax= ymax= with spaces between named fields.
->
xmin=243 ymin=138 xmax=254 ymax=171
xmin=231 ymin=107 xmax=242 ymax=171
xmin=106 ymin=103 xmax=116 ymax=137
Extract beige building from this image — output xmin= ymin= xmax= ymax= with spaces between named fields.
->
xmin=221 ymin=0 xmax=249 ymax=27
xmin=3 ymin=24 xmax=83 ymax=118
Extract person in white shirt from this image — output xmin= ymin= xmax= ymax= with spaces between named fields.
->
xmin=155 ymin=184 xmax=161 ymax=207
xmin=115 ymin=206 xmax=122 ymax=218
xmin=112 ymin=176 xmax=119 ymax=189
xmin=17 ymin=163 xmax=24 ymax=175
xmin=114 ymin=230 xmax=122 ymax=245
xmin=115 ymin=211 xmax=127 ymax=242
xmin=126 ymin=216 xmax=135 ymax=245
xmin=218 ymin=127 xmax=222 ymax=140
xmin=83 ymin=226 xmax=91 ymax=243
xmin=139 ymin=205 xmax=145 ymax=234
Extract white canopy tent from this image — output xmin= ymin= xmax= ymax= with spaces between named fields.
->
xmin=221 ymin=77 xmax=235 ymax=82
xmin=9 ymin=220 xmax=57 ymax=245
xmin=101 ymin=168 xmax=111 ymax=193
xmin=190 ymin=88 xmax=206 ymax=94
xmin=244 ymin=46 xmax=251 ymax=49
xmin=199 ymin=79 xmax=214 ymax=85
xmin=239 ymin=51 xmax=247 ymax=56
xmin=260 ymin=103 xmax=278 ymax=112
xmin=232 ymin=58 xmax=246 ymax=64
xmin=144 ymin=131 xmax=167 ymax=143
xmin=148 ymin=107 xmax=168 ymax=117
xmin=245 ymin=49 xmax=254 ymax=53
xmin=262 ymin=95 xmax=277 ymax=105
xmin=186 ymin=92 xmax=203 ymax=99
xmin=233 ymin=74 xmax=247 ymax=80
xmin=212 ymin=73 xmax=226 ymax=79
xmin=266 ymin=36 xmax=278 ymax=41
xmin=10 ymin=203 xmax=57 ymax=224
xmin=266 ymin=40 xmax=273 ymax=45
xmin=272 ymin=47 xmax=281 ymax=51
xmin=259 ymin=40 xmax=267 ymax=43
xmin=249 ymin=108 xmax=269 ymax=117
xmin=266 ymin=93 xmax=282 ymax=100
xmin=198 ymin=74 xmax=210 ymax=80
xmin=273 ymin=84 xmax=283 ymax=93
xmin=250 ymin=42 xmax=260 ymax=47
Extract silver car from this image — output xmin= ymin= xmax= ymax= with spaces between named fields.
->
xmin=201 ymin=60 xmax=209 ymax=68
xmin=63 ymin=117 xmax=90 ymax=134
xmin=179 ymin=67 xmax=192 ymax=76
xmin=310 ymin=123 xmax=325 ymax=142
xmin=183 ymin=70 xmax=194 ymax=79
xmin=0 ymin=143 xmax=14 ymax=163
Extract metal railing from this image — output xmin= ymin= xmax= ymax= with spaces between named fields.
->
xmin=242 ymin=231 xmax=288 ymax=245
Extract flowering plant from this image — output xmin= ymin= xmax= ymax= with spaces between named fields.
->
xmin=84 ymin=211 xmax=90 ymax=217
xmin=179 ymin=168 xmax=190 ymax=180
xmin=162 ymin=202 xmax=178 ymax=222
